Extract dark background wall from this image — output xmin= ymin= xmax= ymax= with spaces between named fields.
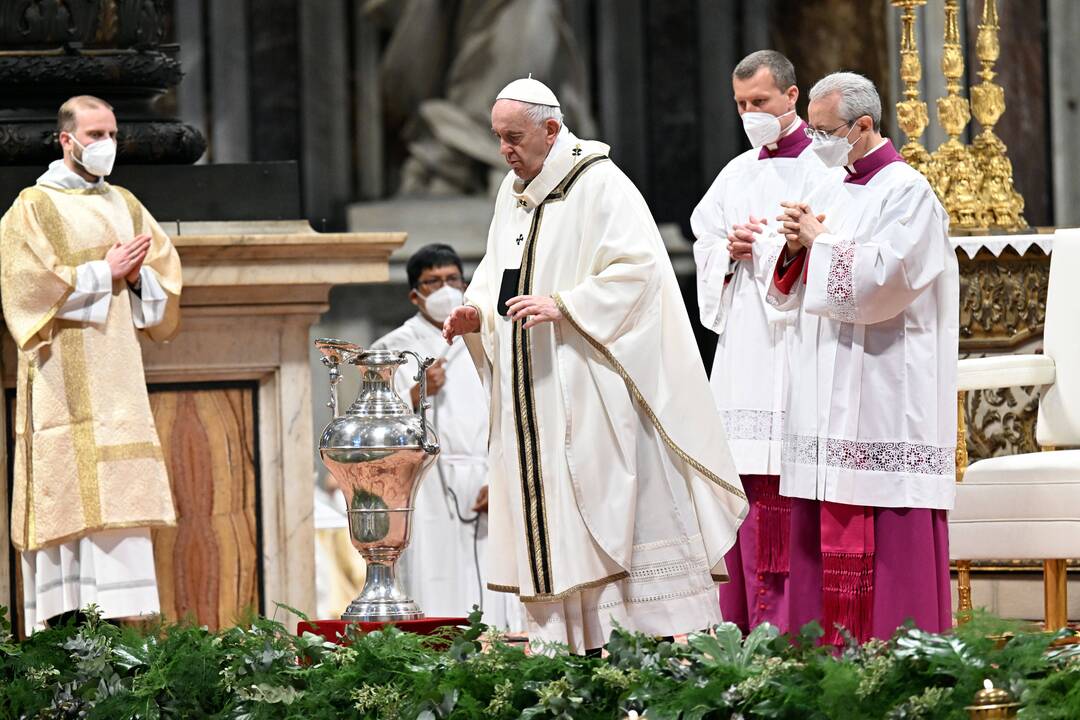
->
xmin=151 ymin=0 xmax=1061 ymax=231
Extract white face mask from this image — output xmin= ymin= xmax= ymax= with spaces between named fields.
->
xmin=422 ymin=285 xmax=465 ymax=324
xmin=810 ymin=124 xmax=858 ymax=168
xmin=741 ymin=109 xmax=795 ymax=148
xmin=69 ymin=135 xmax=117 ymax=177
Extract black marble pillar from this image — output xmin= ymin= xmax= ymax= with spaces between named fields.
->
xmin=643 ymin=0 xmax=705 ymax=236
xmin=0 ymin=0 xmax=205 ymax=165
xmin=248 ymin=0 xmax=302 ymax=165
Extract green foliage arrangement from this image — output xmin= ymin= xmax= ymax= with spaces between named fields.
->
xmin=2 ymin=604 xmax=1080 ymax=719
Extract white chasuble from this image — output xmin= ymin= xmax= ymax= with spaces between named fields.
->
xmin=464 ymin=129 xmax=748 ymax=652
xmin=767 ymin=142 xmax=959 ymax=510
xmin=691 ymin=121 xmax=838 ymax=475
xmin=372 ymin=315 xmax=525 ymax=632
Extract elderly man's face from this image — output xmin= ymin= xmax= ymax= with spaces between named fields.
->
xmin=808 ymin=91 xmax=874 ymax=165
xmin=807 ymin=92 xmax=847 ymax=134
xmin=732 ymin=67 xmax=796 ymax=118
xmin=491 ymin=100 xmax=559 ymax=181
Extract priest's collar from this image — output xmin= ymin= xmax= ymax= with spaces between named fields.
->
xmin=843 ymin=138 xmax=905 ymax=185
xmin=511 ymin=125 xmax=610 ymax=210
xmin=758 ymin=119 xmax=810 ymax=160
xmin=37 ymin=158 xmax=108 ymax=193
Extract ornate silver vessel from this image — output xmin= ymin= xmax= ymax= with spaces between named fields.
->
xmin=315 ymin=338 xmax=440 ymax=621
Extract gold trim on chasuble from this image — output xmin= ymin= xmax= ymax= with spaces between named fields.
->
xmin=17 ymin=187 xmax=164 ymax=548
xmin=512 ymin=153 xmax=609 ymax=598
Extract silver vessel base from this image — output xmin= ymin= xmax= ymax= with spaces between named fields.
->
xmin=341 ymin=601 xmax=424 ymax=623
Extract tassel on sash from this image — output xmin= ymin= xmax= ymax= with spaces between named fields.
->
xmin=750 ymin=476 xmax=792 ymax=574
xmin=820 ymin=501 xmax=875 ymax=645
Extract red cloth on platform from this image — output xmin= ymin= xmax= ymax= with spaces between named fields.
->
xmin=297 ymin=617 xmax=469 ymax=644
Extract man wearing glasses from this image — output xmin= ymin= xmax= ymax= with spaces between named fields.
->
xmin=767 ymin=72 xmax=957 ymax=644
xmin=371 ymin=244 xmax=524 ymax=632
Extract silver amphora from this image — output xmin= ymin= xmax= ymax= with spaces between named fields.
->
xmin=315 ymin=338 xmax=440 ymax=622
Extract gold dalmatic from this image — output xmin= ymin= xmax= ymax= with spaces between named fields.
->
xmin=0 ymin=184 xmax=182 ymax=551
xmin=969 ymin=0 xmax=1027 ymax=229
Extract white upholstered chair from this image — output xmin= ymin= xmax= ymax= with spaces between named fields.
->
xmin=950 ymin=229 xmax=1080 ymax=630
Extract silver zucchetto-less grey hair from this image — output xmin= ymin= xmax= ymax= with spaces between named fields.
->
xmin=809 ymin=71 xmax=882 ymax=131
xmin=518 ymin=101 xmax=564 ymax=127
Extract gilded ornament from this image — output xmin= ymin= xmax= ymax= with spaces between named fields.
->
xmin=927 ymin=0 xmax=982 ymax=229
xmin=891 ymin=0 xmax=931 ymax=173
xmin=970 ymin=0 xmax=1027 ymax=229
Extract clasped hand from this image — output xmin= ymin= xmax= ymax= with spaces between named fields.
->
xmin=105 ymin=232 xmax=151 ymax=283
xmin=727 ymin=215 xmax=769 ymax=261
xmin=777 ymin=202 xmax=827 ymax=253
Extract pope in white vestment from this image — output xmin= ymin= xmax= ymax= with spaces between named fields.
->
xmin=766 ymin=73 xmax=957 ymax=644
xmin=444 ymin=78 xmax=748 ymax=653
xmin=691 ymin=50 xmax=838 ymax=633
xmin=371 ymin=245 xmax=524 ymax=631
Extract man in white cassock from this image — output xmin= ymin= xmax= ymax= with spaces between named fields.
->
xmin=371 ymin=243 xmax=524 ymax=632
xmin=691 ymin=50 xmax=837 ymax=634
xmin=764 ymin=72 xmax=957 ymax=644
xmin=443 ymin=77 xmax=748 ymax=654
xmin=1 ymin=96 xmax=181 ymax=634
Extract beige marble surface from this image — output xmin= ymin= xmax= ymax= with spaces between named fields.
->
xmin=1 ymin=225 xmax=404 ymax=628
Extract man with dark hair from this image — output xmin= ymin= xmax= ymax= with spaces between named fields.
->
xmin=1 ymin=95 xmax=182 ymax=634
xmin=371 ymin=243 xmax=523 ymax=631
xmin=691 ymin=50 xmax=838 ymax=634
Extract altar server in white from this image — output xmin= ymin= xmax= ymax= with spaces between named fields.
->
xmin=691 ymin=50 xmax=836 ymax=634
xmin=443 ymin=77 xmax=748 ymax=654
xmin=766 ymin=72 xmax=957 ymax=644
xmin=371 ymin=244 xmax=524 ymax=632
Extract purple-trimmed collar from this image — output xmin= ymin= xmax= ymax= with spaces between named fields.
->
xmin=758 ymin=119 xmax=811 ymax=160
xmin=844 ymin=139 xmax=906 ymax=185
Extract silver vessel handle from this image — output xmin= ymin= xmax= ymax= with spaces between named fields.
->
xmin=401 ymin=350 xmax=440 ymax=454
xmin=321 ymin=356 xmax=343 ymax=418
xmin=314 ymin=337 xmax=362 ymax=419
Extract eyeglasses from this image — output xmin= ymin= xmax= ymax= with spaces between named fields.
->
xmin=803 ymin=122 xmax=852 ymax=142
xmin=417 ymin=274 xmax=465 ymax=291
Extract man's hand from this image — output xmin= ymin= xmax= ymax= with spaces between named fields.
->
xmin=105 ymin=233 xmax=151 ymax=281
xmin=777 ymin=202 xmax=827 ymax=252
xmin=409 ymin=358 xmax=447 ymax=408
xmin=506 ymin=295 xmax=562 ymax=329
xmin=727 ymin=215 xmax=768 ymax=261
xmin=472 ymin=485 xmax=489 ymax=514
xmin=443 ymin=305 xmax=481 ymax=344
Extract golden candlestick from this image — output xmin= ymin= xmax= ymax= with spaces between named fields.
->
xmin=892 ymin=0 xmax=931 ymax=175
xmin=929 ymin=0 xmax=982 ymax=228
xmin=970 ymin=0 xmax=1027 ymax=230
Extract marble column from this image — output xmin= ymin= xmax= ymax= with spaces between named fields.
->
xmin=596 ymin=0 xmax=649 ymax=189
xmin=1048 ymin=0 xmax=1080 ymax=227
